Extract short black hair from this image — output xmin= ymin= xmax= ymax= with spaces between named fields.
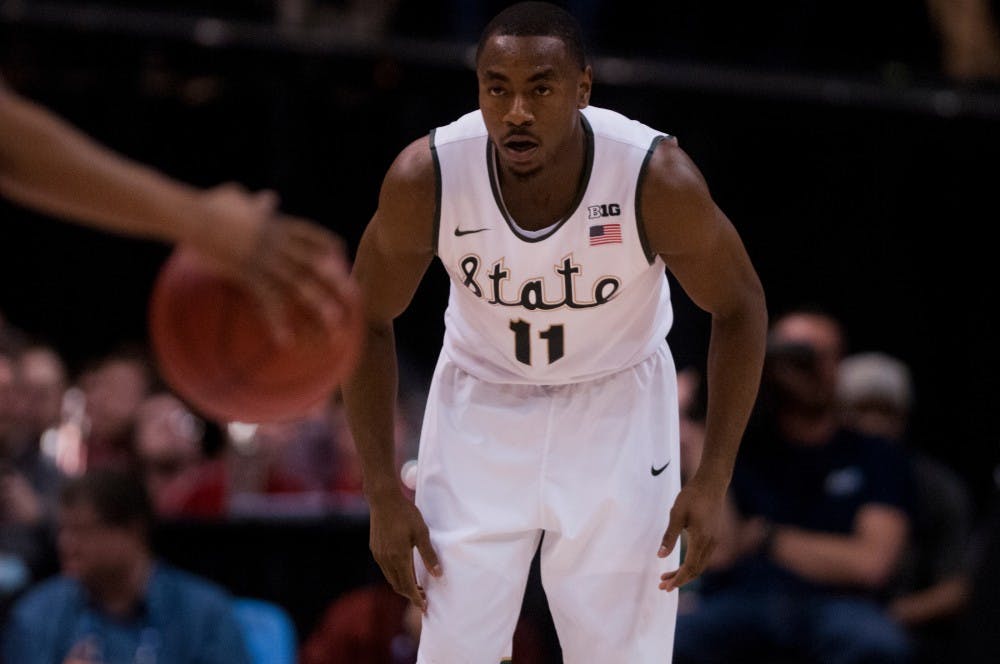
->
xmin=60 ymin=469 xmax=155 ymax=534
xmin=476 ymin=2 xmax=588 ymax=70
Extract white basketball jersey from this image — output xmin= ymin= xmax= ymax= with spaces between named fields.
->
xmin=432 ymin=105 xmax=674 ymax=385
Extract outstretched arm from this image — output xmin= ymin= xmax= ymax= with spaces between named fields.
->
xmin=640 ymin=140 xmax=768 ymax=591
xmin=341 ymin=137 xmax=441 ymax=612
xmin=0 ymin=81 xmax=352 ymax=339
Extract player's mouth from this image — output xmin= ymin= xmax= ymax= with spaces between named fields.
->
xmin=501 ymin=137 xmax=540 ymax=163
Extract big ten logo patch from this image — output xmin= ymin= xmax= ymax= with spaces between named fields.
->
xmin=588 ymin=203 xmax=621 ymax=219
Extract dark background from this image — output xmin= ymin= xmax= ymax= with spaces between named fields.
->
xmin=1 ymin=1 xmax=998 ymax=515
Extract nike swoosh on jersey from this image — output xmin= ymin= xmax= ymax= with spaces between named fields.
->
xmin=454 ymin=227 xmax=491 ymax=236
xmin=651 ymin=461 xmax=671 ymax=476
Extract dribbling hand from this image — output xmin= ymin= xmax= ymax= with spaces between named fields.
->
xmin=368 ymin=491 xmax=442 ymax=613
xmin=191 ymin=184 xmax=359 ymax=345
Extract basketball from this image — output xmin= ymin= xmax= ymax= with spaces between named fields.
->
xmin=148 ymin=246 xmax=363 ymax=423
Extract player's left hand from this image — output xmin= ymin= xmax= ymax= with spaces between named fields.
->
xmin=657 ymin=476 xmax=726 ymax=591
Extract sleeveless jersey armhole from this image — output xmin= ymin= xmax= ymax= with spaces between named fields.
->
xmin=429 ymin=128 xmax=443 ymax=256
xmin=635 ymin=134 xmax=670 ymax=265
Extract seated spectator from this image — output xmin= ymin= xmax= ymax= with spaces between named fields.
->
xmin=152 ymin=418 xmax=306 ymax=519
xmin=2 ymin=345 xmax=65 ymax=609
xmin=78 ymin=348 xmax=154 ymax=471
xmin=133 ymin=392 xmax=207 ymax=515
xmin=839 ymin=352 xmax=972 ymax=663
xmin=302 ymin=584 xmax=547 ymax=664
xmin=675 ymin=310 xmax=912 ymax=664
xmin=2 ymin=469 xmax=251 ymax=663
xmin=2 ymin=345 xmax=66 ymax=524
xmin=139 ymin=389 xmax=417 ymax=518
xmin=251 ymin=391 xmax=418 ymax=509
xmin=300 ymin=583 xmax=421 ymax=664
xmin=258 ymin=408 xmax=337 ymax=494
xmin=958 ymin=486 xmax=1000 ymax=663
xmin=12 ymin=346 xmax=69 ymax=451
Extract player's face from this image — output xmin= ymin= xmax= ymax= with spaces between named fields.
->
xmin=477 ymin=35 xmax=592 ymax=178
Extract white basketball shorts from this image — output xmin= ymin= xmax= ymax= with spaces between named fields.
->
xmin=413 ymin=344 xmax=682 ymax=663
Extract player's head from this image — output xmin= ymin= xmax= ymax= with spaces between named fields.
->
xmin=476 ymin=2 xmax=592 ymax=179
xmin=476 ymin=2 xmax=588 ymax=70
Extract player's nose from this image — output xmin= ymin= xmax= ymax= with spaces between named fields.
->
xmin=503 ymin=94 xmax=534 ymax=126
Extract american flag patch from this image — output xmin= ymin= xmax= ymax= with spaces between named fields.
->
xmin=589 ymin=223 xmax=622 ymax=246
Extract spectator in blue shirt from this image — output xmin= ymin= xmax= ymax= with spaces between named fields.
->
xmin=2 ymin=469 xmax=251 ymax=664
xmin=675 ymin=310 xmax=912 ymax=664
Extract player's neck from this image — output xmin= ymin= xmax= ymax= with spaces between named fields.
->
xmin=497 ymin=119 xmax=587 ymax=231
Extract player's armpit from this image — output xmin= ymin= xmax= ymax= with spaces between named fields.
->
xmin=639 ymin=141 xmax=763 ymax=320
xmin=352 ymin=136 xmax=437 ymax=325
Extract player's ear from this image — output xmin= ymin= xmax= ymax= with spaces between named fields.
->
xmin=578 ymin=66 xmax=593 ymax=108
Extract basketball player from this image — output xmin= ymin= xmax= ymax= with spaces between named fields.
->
xmin=0 ymin=79 xmax=353 ymax=341
xmin=342 ymin=3 xmax=767 ymax=662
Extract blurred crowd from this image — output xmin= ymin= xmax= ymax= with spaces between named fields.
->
xmin=5 ymin=302 xmax=1000 ymax=662
xmin=673 ymin=309 xmax=998 ymax=664
xmin=0 ymin=308 xmax=428 ymax=663
xmin=1 ymin=3 xmax=999 ymax=663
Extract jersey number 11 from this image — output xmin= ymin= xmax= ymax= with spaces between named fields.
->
xmin=509 ymin=319 xmax=564 ymax=365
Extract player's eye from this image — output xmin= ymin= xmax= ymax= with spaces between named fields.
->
xmin=535 ymin=85 xmax=552 ymax=96
xmin=488 ymin=86 xmax=506 ymax=96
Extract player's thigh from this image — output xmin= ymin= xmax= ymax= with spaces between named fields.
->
xmin=414 ymin=358 xmax=548 ymax=662
xmin=539 ymin=349 xmax=682 ymax=663
xmin=415 ymin=531 xmax=541 ymax=664
xmin=415 ymin=356 xmax=548 ymax=538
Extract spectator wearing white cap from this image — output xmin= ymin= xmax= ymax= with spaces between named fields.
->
xmin=839 ymin=352 xmax=973 ymax=664
xmin=838 ymin=353 xmax=913 ymax=441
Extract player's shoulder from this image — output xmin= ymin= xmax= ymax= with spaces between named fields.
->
xmin=644 ymin=138 xmax=708 ymax=198
xmin=637 ymin=134 xmax=721 ymax=256
xmin=379 ymin=135 xmax=437 ymax=217
xmin=385 ymin=135 xmax=436 ymax=193
xmin=375 ymin=136 xmax=437 ymax=253
xmin=637 ymin=138 xmax=715 ymax=242
xmin=582 ymin=105 xmax=668 ymax=151
xmin=431 ymin=109 xmax=487 ymax=148
xmin=380 ymin=112 xmax=482 ymax=226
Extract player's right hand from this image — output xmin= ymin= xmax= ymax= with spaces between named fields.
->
xmin=368 ymin=490 xmax=442 ymax=613
xmin=190 ymin=184 xmax=359 ymax=345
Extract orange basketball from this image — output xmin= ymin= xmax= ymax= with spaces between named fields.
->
xmin=148 ymin=246 xmax=363 ymax=423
